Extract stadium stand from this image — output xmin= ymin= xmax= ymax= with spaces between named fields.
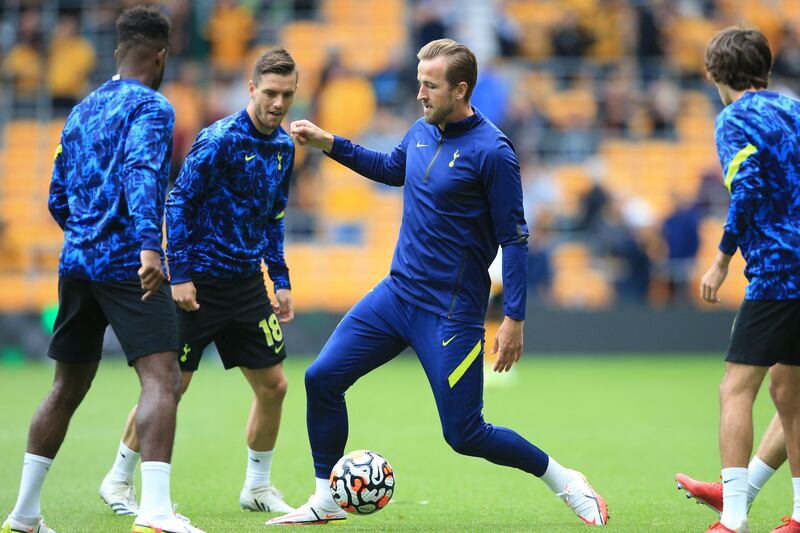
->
xmin=2 ymin=0 xmax=797 ymax=314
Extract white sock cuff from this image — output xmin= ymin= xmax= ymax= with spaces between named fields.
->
xmin=23 ymin=453 xmax=53 ymax=466
xmin=141 ymin=461 xmax=171 ymax=474
xmin=748 ymin=456 xmax=777 ymax=493
xmin=722 ymin=466 xmax=748 ymax=480
xmin=540 ymin=456 xmax=573 ymax=493
xmin=248 ymin=448 xmax=274 ymax=460
xmin=315 ymin=477 xmax=337 ymax=508
xmin=120 ymin=442 xmax=140 ymax=458
xmin=792 ymin=478 xmax=800 ymax=522
xmin=749 ymin=456 xmax=776 ymax=474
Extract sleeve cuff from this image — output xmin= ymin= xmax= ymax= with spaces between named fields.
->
xmin=141 ymin=231 xmax=163 ymax=253
xmin=273 ymin=280 xmax=291 ymax=292
xmin=501 ymin=242 xmax=527 ymax=320
xmin=168 ymin=260 xmax=192 ymax=284
xmin=326 ymin=135 xmax=348 ymax=156
xmin=719 ymin=231 xmax=738 ymax=255
xmin=265 ymin=261 xmax=291 ymax=291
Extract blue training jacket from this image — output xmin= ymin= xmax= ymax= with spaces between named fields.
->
xmin=327 ymin=108 xmax=529 ymax=324
xmin=716 ymin=90 xmax=800 ymax=300
xmin=166 ymin=109 xmax=293 ymax=291
xmin=49 ymin=78 xmax=174 ymax=281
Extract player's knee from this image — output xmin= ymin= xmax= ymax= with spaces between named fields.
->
xmin=305 ymin=361 xmax=346 ymax=401
xmin=142 ymin=363 xmax=181 ymax=402
xmin=769 ymin=378 xmax=797 ymax=410
xmin=256 ymin=374 xmax=288 ymax=402
xmin=443 ymin=429 xmax=478 ymax=456
xmin=304 ymin=364 xmax=326 ymax=395
xmin=719 ymin=372 xmax=758 ymax=402
xmin=51 ymin=377 xmax=92 ymax=409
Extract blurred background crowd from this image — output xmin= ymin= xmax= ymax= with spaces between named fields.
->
xmin=2 ymin=0 xmax=799 ymax=321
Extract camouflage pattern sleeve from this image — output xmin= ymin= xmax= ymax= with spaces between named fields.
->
xmin=123 ymin=97 xmax=175 ymax=253
xmin=166 ymin=129 xmax=225 ymax=284
xmin=48 ymin=141 xmax=69 ymax=230
xmin=263 ymin=146 xmax=292 ymax=292
xmin=715 ymin=110 xmax=763 ymax=255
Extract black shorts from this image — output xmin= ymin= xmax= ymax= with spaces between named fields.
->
xmin=177 ymin=273 xmax=288 ymax=371
xmin=48 ymin=277 xmax=179 ymax=366
xmin=726 ymin=300 xmax=800 ymax=366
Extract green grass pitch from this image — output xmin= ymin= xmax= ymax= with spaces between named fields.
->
xmin=0 ymin=355 xmax=787 ymax=532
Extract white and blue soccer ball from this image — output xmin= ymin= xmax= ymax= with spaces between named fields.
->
xmin=329 ymin=450 xmax=395 ymax=515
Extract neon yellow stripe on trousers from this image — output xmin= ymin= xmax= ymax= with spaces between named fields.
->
xmin=447 ymin=340 xmax=482 ymax=388
xmin=724 ymin=143 xmax=757 ymax=192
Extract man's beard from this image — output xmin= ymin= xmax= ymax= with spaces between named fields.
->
xmin=425 ymin=101 xmax=454 ymax=125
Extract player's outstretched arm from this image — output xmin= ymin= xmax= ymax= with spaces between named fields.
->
xmin=493 ymin=316 xmax=524 ymax=372
xmin=700 ymin=250 xmax=731 ymax=304
xmin=290 ymin=119 xmax=407 ymax=186
xmin=290 ymin=120 xmax=334 ymax=151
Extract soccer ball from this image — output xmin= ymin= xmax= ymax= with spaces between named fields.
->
xmin=329 ymin=450 xmax=395 ymax=515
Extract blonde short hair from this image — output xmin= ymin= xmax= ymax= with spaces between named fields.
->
xmin=417 ymin=38 xmax=478 ymax=101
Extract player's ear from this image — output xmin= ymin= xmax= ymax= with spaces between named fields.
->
xmin=455 ymin=81 xmax=468 ymax=101
xmin=248 ymin=79 xmax=256 ymax=98
xmin=154 ymin=48 xmax=167 ymax=68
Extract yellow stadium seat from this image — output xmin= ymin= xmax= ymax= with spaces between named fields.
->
xmin=32 ymin=274 xmax=58 ymax=309
xmin=0 ymin=274 xmax=33 ymax=311
xmin=552 ymin=164 xmax=591 ymax=215
xmin=693 ymin=218 xmax=746 ymax=307
xmin=317 ymin=76 xmax=376 ymax=139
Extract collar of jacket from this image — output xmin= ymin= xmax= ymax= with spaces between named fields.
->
xmin=429 ymin=106 xmax=484 ymax=137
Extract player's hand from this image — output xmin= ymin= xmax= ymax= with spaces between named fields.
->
xmin=700 ymin=261 xmax=728 ymax=304
xmin=273 ymin=288 xmax=294 ymax=323
xmin=172 ymin=281 xmax=200 ymax=311
xmin=492 ymin=316 xmax=524 ymax=372
xmin=289 ymin=120 xmax=334 ymax=151
xmin=138 ymin=249 xmax=165 ymax=301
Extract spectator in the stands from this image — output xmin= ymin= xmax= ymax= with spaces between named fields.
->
xmin=206 ymin=0 xmax=254 ymax=79
xmin=48 ymin=14 xmax=96 ymax=116
xmin=3 ymin=10 xmax=44 ymax=117
xmin=661 ymin=196 xmax=700 ymax=305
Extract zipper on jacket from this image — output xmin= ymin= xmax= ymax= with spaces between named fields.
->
xmin=447 ymin=253 xmax=467 ymax=319
xmin=423 ymin=134 xmax=444 ymax=183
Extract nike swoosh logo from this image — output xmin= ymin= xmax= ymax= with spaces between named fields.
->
xmin=442 ymin=334 xmax=457 ymax=346
xmin=245 ymin=154 xmax=256 ymax=161
xmin=250 ymin=457 xmax=261 ymax=463
xmin=275 ymin=341 xmax=285 ymax=354
xmin=416 ymin=142 xmax=428 ymax=148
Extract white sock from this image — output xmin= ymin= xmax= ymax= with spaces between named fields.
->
xmin=540 ymin=456 xmax=574 ymax=493
xmin=139 ymin=461 xmax=172 ymax=520
xmin=747 ymin=456 xmax=775 ymax=505
xmin=9 ymin=453 xmax=53 ymax=524
xmin=314 ymin=477 xmax=337 ymax=509
xmin=721 ymin=467 xmax=749 ymax=531
xmin=109 ymin=442 xmax=140 ymax=483
xmin=245 ymin=448 xmax=273 ymax=489
xmin=792 ymin=477 xmax=800 ymax=522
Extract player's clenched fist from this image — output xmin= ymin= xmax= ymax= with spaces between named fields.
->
xmin=289 ymin=120 xmax=334 ymax=151
xmin=172 ymin=280 xmax=200 ymax=311
xmin=138 ymin=249 xmax=166 ymax=301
